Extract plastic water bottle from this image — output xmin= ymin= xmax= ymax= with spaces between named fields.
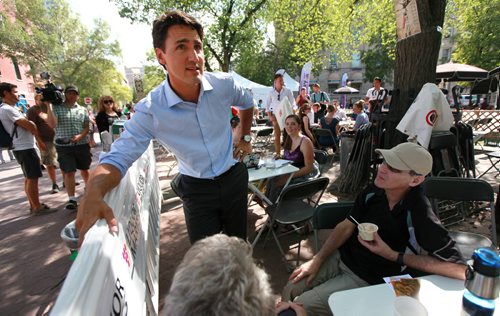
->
xmin=462 ymin=248 xmax=500 ymax=316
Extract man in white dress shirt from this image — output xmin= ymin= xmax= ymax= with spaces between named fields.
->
xmin=265 ymin=72 xmax=295 ymax=156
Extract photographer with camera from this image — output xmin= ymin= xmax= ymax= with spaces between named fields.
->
xmin=46 ymin=85 xmax=91 ymax=210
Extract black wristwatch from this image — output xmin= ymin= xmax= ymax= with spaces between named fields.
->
xmin=396 ymin=252 xmax=405 ymax=266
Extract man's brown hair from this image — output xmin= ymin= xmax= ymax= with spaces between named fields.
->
xmin=354 ymin=100 xmax=364 ymax=110
xmin=152 ymin=10 xmax=204 ymax=50
xmin=0 ymin=82 xmax=17 ymax=98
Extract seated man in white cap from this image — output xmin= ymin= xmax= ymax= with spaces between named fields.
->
xmin=282 ymin=142 xmax=466 ymax=315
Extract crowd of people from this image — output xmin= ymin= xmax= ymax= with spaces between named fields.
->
xmin=0 ymin=9 xmax=486 ymax=316
xmin=61 ymin=10 xmax=470 ymax=316
xmin=0 ymin=82 xmax=134 ymax=214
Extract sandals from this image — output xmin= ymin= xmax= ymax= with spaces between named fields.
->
xmin=31 ymin=203 xmax=58 ymax=216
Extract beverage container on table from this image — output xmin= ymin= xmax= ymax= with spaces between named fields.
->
xmin=265 ymin=152 xmax=275 ymax=169
xmin=462 ymin=247 xmax=500 ymax=316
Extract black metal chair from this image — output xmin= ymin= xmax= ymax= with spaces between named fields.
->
xmin=253 ymin=127 xmax=274 ymax=153
xmin=314 ymin=149 xmax=329 ymax=174
xmin=422 ymin=177 xmax=497 ymax=256
xmin=313 ymin=128 xmax=338 ymax=153
xmin=312 ymin=201 xmax=354 ymax=252
xmin=257 ymin=177 xmax=329 ymax=270
xmin=170 ymin=173 xmax=181 ymax=197
xmin=448 ymin=231 xmax=492 ymax=260
xmin=256 ymin=118 xmax=269 ymax=125
xmin=428 ymin=131 xmax=461 ymax=177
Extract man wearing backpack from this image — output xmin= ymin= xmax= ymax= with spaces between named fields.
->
xmin=310 ymin=83 xmax=329 ymax=121
xmin=0 ymin=82 xmax=57 ymax=215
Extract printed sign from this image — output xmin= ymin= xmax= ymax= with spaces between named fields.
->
xmin=51 ymin=144 xmax=161 ymax=315
xmin=395 ymin=0 xmax=422 ymax=41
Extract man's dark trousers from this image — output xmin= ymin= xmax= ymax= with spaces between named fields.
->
xmin=177 ymin=162 xmax=248 ymax=243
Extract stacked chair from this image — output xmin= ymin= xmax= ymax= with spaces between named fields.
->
xmin=422 ymin=177 xmax=496 ymax=260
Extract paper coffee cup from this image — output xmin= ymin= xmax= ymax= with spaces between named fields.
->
xmin=358 ymin=223 xmax=378 ymax=241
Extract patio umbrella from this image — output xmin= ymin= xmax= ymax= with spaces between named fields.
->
xmin=333 ymin=86 xmax=359 ymax=94
xmin=436 ymin=62 xmax=488 ymax=82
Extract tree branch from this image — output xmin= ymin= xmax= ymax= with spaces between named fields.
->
xmin=205 ymin=41 xmax=224 ymax=67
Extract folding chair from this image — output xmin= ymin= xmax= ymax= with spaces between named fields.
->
xmin=314 ymin=149 xmax=329 ymax=174
xmin=312 ymin=201 xmax=353 ymax=252
xmin=428 ymin=131 xmax=461 ymax=177
xmin=256 ymin=118 xmax=269 ymax=125
xmin=478 ymin=151 xmax=500 ymax=178
xmin=258 ymin=177 xmax=329 ymax=270
xmin=422 ymin=177 xmax=497 ymax=252
xmin=253 ymin=127 xmax=274 ymax=153
xmin=448 ymin=231 xmax=492 ymax=260
xmin=476 ymin=118 xmax=493 ymax=130
xmin=154 ymin=144 xmax=178 ymax=176
xmin=313 ymin=128 xmax=338 ymax=153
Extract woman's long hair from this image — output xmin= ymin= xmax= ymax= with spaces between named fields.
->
xmin=97 ymin=95 xmax=119 ymax=114
xmin=283 ymin=114 xmax=301 ymax=151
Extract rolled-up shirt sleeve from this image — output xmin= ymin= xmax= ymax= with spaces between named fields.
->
xmin=231 ymin=80 xmax=255 ymax=111
xmin=99 ymin=103 xmax=155 ymax=177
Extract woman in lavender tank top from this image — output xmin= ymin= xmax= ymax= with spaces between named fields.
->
xmin=266 ymin=114 xmax=319 ymax=202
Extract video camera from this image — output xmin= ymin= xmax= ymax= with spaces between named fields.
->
xmin=35 ymin=72 xmax=64 ymax=104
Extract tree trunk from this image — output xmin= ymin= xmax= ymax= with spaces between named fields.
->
xmin=386 ymin=0 xmax=447 ymax=147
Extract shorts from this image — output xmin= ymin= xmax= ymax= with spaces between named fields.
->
xmin=13 ymin=148 xmax=43 ymax=179
xmin=40 ymin=141 xmax=59 ymax=167
xmin=56 ymin=144 xmax=92 ymax=173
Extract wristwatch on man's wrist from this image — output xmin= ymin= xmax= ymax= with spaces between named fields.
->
xmin=241 ymin=135 xmax=252 ymax=143
xmin=396 ymin=252 xmax=405 ymax=266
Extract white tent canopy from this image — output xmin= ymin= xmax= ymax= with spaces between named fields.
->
xmin=229 ymin=71 xmax=300 ymax=103
xmin=229 ymin=71 xmax=268 ymax=90
xmin=283 ymin=72 xmax=300 ymax=92
xmin=229 ymin=71 xmax=270 ymax=102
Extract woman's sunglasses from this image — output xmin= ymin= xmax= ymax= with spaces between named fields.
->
xmin=104 ymin=100 xmax=114 ymax=104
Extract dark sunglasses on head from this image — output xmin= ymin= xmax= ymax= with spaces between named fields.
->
xmin=104 ymin=100 xmax=114 ymax=104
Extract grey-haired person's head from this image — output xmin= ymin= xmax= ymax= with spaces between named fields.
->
xmin=164 ymin=234 xmax=275 ymax=316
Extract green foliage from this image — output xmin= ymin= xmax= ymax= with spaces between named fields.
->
xmin=143 ymin=50 xmax=166 ymax=95
xmin=447 ymin=0 xmax=500 ymax=70
xmin=112 ymin=0 xmax=269 ymax=72
xmin=266 ymin=0 xmax=395 ymax=77
xmin=361 ymin=35 xmax=395 ymax=84
xmin=234 ymin=38 xmax=300 ymax=85
xmin=0 ymin=0 xmax=132 ymax=105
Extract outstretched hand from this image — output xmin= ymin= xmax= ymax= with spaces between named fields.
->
xmin=75 ymin=194 xmax=118 ymax=247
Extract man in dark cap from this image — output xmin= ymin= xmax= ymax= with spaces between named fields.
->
xmin=47 ymin=84 xmax=91 ymax=210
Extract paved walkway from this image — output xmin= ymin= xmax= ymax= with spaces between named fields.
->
xmin=0 ymin=143 xmax=499 ymax=315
